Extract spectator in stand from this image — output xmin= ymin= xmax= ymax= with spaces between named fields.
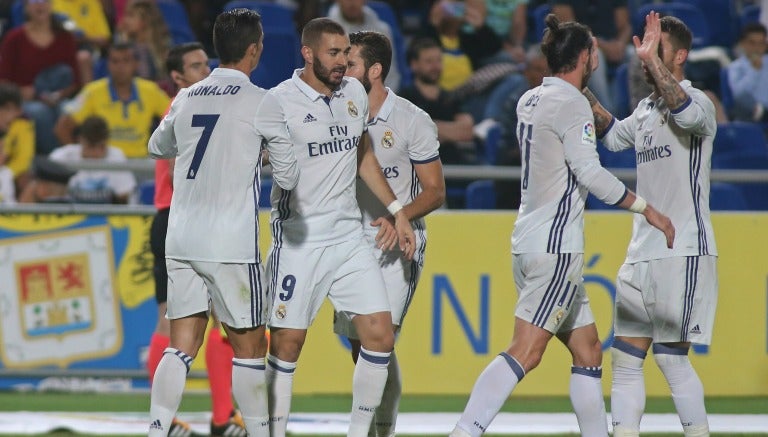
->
xmin=49 ymin=115 xmax=136 ymax=204
xmin=400 ymin=37 xmax=475 ymax=165
xmin=483 ymin=0 xmax=528 ymax=64
xmin=551 ymin=0 xmax=633 ymax=113
xmin=116 ymin=0 xmax=172 ymax=85
xmin=327 ymin=0 xmax=401 ymax=91
xmin=52 ymin=0 xmax=112 ymax=84
xmin=0 ymin=136 xmax=16 ymax=204
xmin=727 ymin=22 xmax=768 ymax=123
xmin=0 ymin=83 xmax=35 ymax=192
xmin=54 ymin=41 xmax=170 ymax=158
xmin=18 ymin=155 xmax=75 ymax=203
xmin=0 ymin=0 xmax=81 ymax=157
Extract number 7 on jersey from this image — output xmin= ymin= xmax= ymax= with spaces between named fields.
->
xmin=187 ymin=114 xmax=220 ymax=179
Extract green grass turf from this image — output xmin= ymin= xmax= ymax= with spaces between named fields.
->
xmin=0 ymin=393 xmax=765 ymax=436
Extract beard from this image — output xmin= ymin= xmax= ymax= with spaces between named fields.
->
xmin=581 ymin=57 xmax=593 ymax=89
xmin=313 ymin=55 xmax=346 ymax=89
xmin=416 ymin=70 xmax=440 ymax=85
xmin=360 ymin=71 xmax=372 ymax=93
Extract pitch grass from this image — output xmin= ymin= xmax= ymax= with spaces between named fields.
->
xmin=0 ymin=392 xmax=766 ymax=436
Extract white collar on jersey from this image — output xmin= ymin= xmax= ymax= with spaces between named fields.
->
xmin=209 ymin=67 xmax=250 ymax=81
xmin=368 ymin=87 xmax=396 ymax=125
xmin=291 ymin=68 xmax=345 ymax=102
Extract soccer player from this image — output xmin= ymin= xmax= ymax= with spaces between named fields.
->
xmin=147 ymin=9 xmax=299 ymax=437
xmin=585 ymin=12 xmax=717 ymax=437
xmin=147 ymin=42 xmax=250 ymax=437
xmin=336 ymin=30 xmax=445 ymax=437
xmin=260 ymin=17 xmax=415 ymax=437
xmin=449 ymin=14 xmax=675 ymax=437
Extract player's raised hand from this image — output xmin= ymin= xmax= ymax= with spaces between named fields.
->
xmin=393 ymin=211 xmax=416 ymax=260
xmin=643 ymin=204 xmax=675 ymax=248
xmin=371 ymin=216 xmax=398 ymax=251
xmin=633 ymin=11 xmax=661 ymax=63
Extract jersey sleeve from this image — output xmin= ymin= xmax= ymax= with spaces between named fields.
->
xmin=599 ymin=108 xmax=638 ymax=152
xmin=670 ymin=87 xmax=717 ymax=137
xmin=255 ymin=91 xmax=299 ymax=190
xmin=407 ymin=108 xmax=440 ymax=163
xmin=560 ymin=98 xmax=627 ymax=205
xmin=147 ymin=93 xmax=182 ymax=159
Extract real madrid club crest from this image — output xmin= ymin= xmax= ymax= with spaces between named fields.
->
xmin=276 ymin=304 xmax=287 ymax=319
xmin=347 ymin=101 xmax=358 ymax=117
xmin=381 ymin=131 xmax=394 ymax=149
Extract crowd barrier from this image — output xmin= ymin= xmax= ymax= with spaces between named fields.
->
xmin=0 ymin=206 xmax=765 ymax=396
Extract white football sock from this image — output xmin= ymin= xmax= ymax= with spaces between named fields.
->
xmin=610 ymin=340 xmax=647 ymax=436
xmin=451 ymin=353 xmax=525 ymax=437
xmin=232 ymin=357 xmax=269 ymax=437
xmin=372 ymin=350 xmax=401 ymax=437
xmin=149 ymin=348 xmax=192 ymax=437
xmin=653 ymin=344 xmax=709 ymax=437
xmin=570 ymin=366 xmax=609 ymax=437
xmin=349 ymin=347 xmax=390 ymax=437
xmin=266 ymin=354 xmax=296 ymax=437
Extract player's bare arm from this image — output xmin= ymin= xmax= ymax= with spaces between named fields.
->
xmin=616 ymin=189 xmax=675 ymax=248
xmin=634 ymin=11 xmax=689 ymax=110
xmin=357 ymin=133 xmax=416 ymax=259
xmin=583 ymin=87 xmax=614 ymax=136
xmin=403 ymin=160 xmax=446 ymax=221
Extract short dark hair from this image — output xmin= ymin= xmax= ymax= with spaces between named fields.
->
xmin=541 ymin=13 xmax=593 ymax=75
xmin=108 ymin=41 xmax=137 ymax=58
xmin=213 ymin=8 xmax=264 ymax=64
xmin=406 ymin=37 xmax=440 ymax=64
xmin=661 ymin=16 xmax=692 ymax=52
xmin=0 ymin=83 xmax=22 ymax=108
xmin=301 ymin=17 xmax=346 ymax=49
xmin=166 ymin=42 xmax=205 ymax=76
xmin=740 ymin=21 xmax=767 ymax=42
xmin=349 ymin=31 xmax=392 ymax=81
xmin=79 ymin=115 xmax=110 ymax=144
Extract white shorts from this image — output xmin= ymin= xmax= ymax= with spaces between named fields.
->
xmin=165 ymin=258 xmax=268 ymax=329
xmin=513 ymin=253 xmax=594 ymax=334
xmin=333 ymin=229 xmax=426 ymax=339
xmin=614 ymin=256 xmax=718 ymax=345
xmin=266 ymin=237 xmax=390 ymax=330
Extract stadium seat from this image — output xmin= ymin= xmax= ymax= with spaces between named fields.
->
xmin=527 ymin=3 xmax=551 ymax=45
xmin=719 ymin=68 xmax=733 ymax=117
xmin=586 ymin=192 xmax=620 ymax=211
xmin=482 ymin=123 xmax=501 ymax=165
xmin=156 ymin=0 xmax=196 ymax=44
xmin=633 ymin=3 xmax=711 ymax=49
xmin=713 ymin=122 xmax=767 ymax=157
xmin=739 ymin=4 xmax=760 ymax=30
xmin=138 ymin=180 xmax=155 ymax=205
xmin=709 ymin=182 xmax=747 ymax=211
xmin=465 ymin=180 xmax=496 ymax=209
xmin=259 ymin=178 xmax=272 ymax=208
xmin=686 ymin=0 xmax=737 ymax=48
xmin=366 ymin=1 xmax=411 ymax=88
xmin=249 ymin=28 xmax=301 ymax=88
xmin=613 ymin=62 xmax=631 ymax=120
xmin=222 ymin=0 xmax=295 ymax=31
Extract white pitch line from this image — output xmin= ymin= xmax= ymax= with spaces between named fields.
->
xmin=0 ymin=412 xmax=766 ymax=434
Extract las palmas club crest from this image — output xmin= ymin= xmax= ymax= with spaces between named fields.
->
xmin=0 ymin=226 xmax=122 ymax=368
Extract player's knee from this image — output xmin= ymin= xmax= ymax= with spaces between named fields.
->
xmin=571 ymin=337 xmax=603 ymax=368
xmin=268 ymin=329 xmax=305 ymax=362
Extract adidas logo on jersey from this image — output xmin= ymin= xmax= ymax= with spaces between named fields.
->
xmin=689 ymin=324 xmax=701 ymax=334
xmin=150 ymin=419 xmax=163 ymax=430
xmin=303 ymin=113 xmax=317 ymax=123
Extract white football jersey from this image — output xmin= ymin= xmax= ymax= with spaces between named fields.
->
xmin=512 ymin=77 xmax=627 ymax=254
xmin=601 ymin=80 xmax=718 ymax=262
xmin=266 ymin=70 xmax=370 ymax=248
xmin=358 ymin=89 xmax=439 ymax=251
xmin=149 ymin=68 xmax=299 ymax=262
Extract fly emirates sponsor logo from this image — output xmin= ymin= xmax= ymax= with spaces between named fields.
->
xmin=308 ymin=125 xmax=361 ymax=157
xmin=636 ymin=135 xmax=672 ymax=164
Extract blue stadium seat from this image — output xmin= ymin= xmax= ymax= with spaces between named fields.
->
xmin=249 ymin=28 xmax=301 ymax=88
xmin=709 ymin=182 xmax=747 ymax=211
xmin=483 ymin=123 xmax=501 ymax=165
xmin=138 ymin=180 xmax=155 ymax=205
xmin=465 ymin=180 xmax=496 ymax=209
xmin=713 ymin=122 xmax=767 ymax=157
xmin=10 ymin=0 xmax=23 ymax=27
xmin=156 ymin=0 xmax=196 ymax=44
xmin=613 ymin=62 xmax=631 ymax=120
xmin=686 ymin=0 xmax=737 ymax=48
xmin=259 ymin=178 xmax=272 ymax=208
xmin=633 ymin=3 xmax=711 ymax=49
xmin=367 ymin=1 xmax=411 ymax=88
xmin=527 ymin=3 xmax=551 ymax=45
xmin=223 ymin=0 xmax=294 ymax=31
xmin=739 ymin=4 xmax=760 ymax=30
xmin=719 ymin=68 xmax=733 ymax=117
